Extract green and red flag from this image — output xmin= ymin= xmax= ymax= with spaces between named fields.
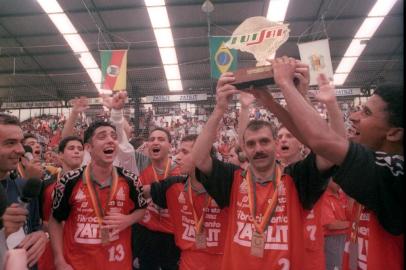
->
xmin=100 ymin=50 xmax=128 ymax=91
xmin=209 ymin=36 xmax=238 ymax=79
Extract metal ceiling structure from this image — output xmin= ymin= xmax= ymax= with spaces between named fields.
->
xmin=0 ymin=0 xmax=403 ymax=103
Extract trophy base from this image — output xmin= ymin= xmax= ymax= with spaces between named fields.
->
xmin=231 ymin=65 xmax=274 ymax=90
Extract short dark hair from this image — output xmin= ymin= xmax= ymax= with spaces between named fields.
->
xmin=374 ymin=83 xmax=403 ymax=128
xmin=181 ymin=134 xmax=217 ymax=159
xmin=149 ymin=127 xmax=172 ymax=143
xmin=58 ymin=136 xmax=84 ymax=153
xmin=83 ymin=120 xmax=116 ymax=144
xmin=23 ymin=133 xmax=37 ymax=144
xmin=243 ymin=120 xmax=276 ymax=142
xmin=0 ymin=113 xmax=20 ymax=126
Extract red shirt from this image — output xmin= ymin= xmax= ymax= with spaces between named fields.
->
xmin=164 ymin=182 xmax=229 ymax=270
xmin=52 ymin=167 xmax=147 ymax=270
xmin=321 ymin=189 xmax=349 ymax=236
xmin=342 ymin=207 xmax=403 ymax=270
xmin=139 ymin=163 xmax=180 ymax=234
xmin=302 ymin=200 xmax=325 ymax=270
xmin=220 ymin=172 xmax=306 ymax=270
xmin=38 ymin=173 xmax=58 ymax=270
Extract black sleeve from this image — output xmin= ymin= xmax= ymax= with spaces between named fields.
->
xmin=120 ymin=169 xmax=148 ymax=211
xmin=285 ymin=152 xmax=333 ymax=210
xmin=151 ymin=176 xmax=187 ymax=209
xmin=333 ymin=142 xmax=404 ymax=235
xmin=195 ymin=158 xmax=239 ymax=208
xmin=52 ymin=169 xmax=82 ymax=222
xmin=27 ymin=197 xmax=41 ymax=233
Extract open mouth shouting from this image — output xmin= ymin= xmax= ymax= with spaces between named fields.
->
xmin=150 ymin=146 xmax=162 ymax=157
xmin=102 ymin=146 xmax=116 ymax=158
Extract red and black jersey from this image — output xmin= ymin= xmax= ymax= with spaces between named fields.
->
xmin=52 ymin=166 xmax=147 ymax=270
xmin=138 ymin=163 xmax=181 ymax=234
xmin=151 ymin=176 xmax=229 ymax=270
xmin=334 ymin=142 xmax=404 ymax=270
xmin=195 ymin=153 xmax=330 ymax=270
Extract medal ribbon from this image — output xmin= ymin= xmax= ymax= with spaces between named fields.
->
xmin=246 ymin=165 xmax=282 ymax=234
xmin=84 ymin=164 xmax=119 ymax=227
xmin=187 ymin=179 xmax=212 ymax=234
xmin=152 ymin=159 xmax=171 ymax=182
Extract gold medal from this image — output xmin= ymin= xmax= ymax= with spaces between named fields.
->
xmin=251 ymin=231 xmax=265 ymax=258
xmin=100 ymin=227 xmax=110 ymax=244
xmin=195 ymin=231 xmax=207 ymax=249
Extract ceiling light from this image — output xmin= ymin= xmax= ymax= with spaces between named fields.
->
xmin=36 ymin=0 xmax=102 ymax=93
xmin=164 ymin=65 xmax=181 ymax=80
xmin=153 ymin=28 xmax=175 ymax=47
xmin=266 ymin=0 xmax=290 ymax=22
xmin=167 ymin=79 xmax=183 ymax=92
xmin=146 ymin=6 xmax=170 ymax=28
xmin=159 ymin=47 xmax=178 ymax=65
xmin=333 ymin=0 xmax=398 ymax=85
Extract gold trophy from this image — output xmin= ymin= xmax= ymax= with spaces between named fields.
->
xmin=224 ymin=17 xmax=290 ymax=90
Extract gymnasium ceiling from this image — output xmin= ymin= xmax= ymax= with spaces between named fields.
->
xmin=0 ymin=0 xmax=403 ymax=103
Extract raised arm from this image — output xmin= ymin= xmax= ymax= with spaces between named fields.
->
xmin=191 ymin=72 xmax=239 ymax=175
xmin=271 ymin=56 xmax=349 ymax=165
xmin=237 ymin=92 xmax=255 ymax=147
xmin=61 ymin=97 xmax=89 ymax=139
xmin=315 ymin=74 xmax=347 ymax=139
xmin=102 ymin=92 xmax=139 ymax=174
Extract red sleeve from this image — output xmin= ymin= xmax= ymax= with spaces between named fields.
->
xmin=320 ymin=194 xmax=336 ymax=226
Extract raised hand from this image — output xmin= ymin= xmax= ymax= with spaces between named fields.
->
xmin=216 ymin=72 xmax=239 ymax=112
xmin=294 ymin=60 xmax=310 ymax=97
xmin=100 ymin=91 xmax=127 ymax=110
xmin=315 ymin=73 xmax=336 ymax=105
xmin=70 ymin=96 xmax=89 ymax=114
xmin=239 ymin=91 xmax=255 ymax=108
xmin=270 ymin=56 xmax=297 ymax=88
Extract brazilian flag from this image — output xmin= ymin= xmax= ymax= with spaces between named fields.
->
xmin=209 ymin=36 xmax=238 ymax=79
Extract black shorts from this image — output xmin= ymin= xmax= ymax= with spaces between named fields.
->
xmin=132 ymin=223 xmax=180 ymax=270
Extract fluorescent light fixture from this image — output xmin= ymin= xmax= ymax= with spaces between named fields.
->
xmin=343 ymin=40 xmax=367 ymax=57
xmin=36 ymin=0 xmax=103 ymax=93
xmin=146 ymin=6 xmax=170 ymax=28
xmin=355 ymin=17 xmax=384 ymax=38
xmin=266 ymin=0 xmax=290 ymax=22
xmin=335 ymin=57 xmax=359 ymax=74
xmin=159 ymin=47 xmax=178 ymax=64
xmin=369 ymin=0 xmax=398 ymax=16
xmin=167 ymin=80 xmax=183 ymax=92
xmin=63 ymin=34 xmax=89 ymax=53
xmin=79 ymin=52 xmax=99 ymax=69
xmin=153 ymin=28 xmax=175 ymax=47
xmin=145 ymin=0 xmax=165 ymax=6
xmin=145 ymin=0 xmax=183 ymax=91
xmin=164 ymin=65 xmax=181 ymax=80
xmin=333 ymin=73 xmax=349 ymax=85
xmin=48 ymin=13 xmax=77 ymax=34
xmin=36 ymin=0 xmax=63 ymax=13
xmin=333 ymin=0 xmax=398 ymax=85
xmin=266 ymin=0 xmax=290 ymax=59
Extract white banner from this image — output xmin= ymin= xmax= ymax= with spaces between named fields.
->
xmin=298 ymin=39 xmax=334 ymax=85
xmin=1 ymin=101 xmax=63 ymax=109
xmin=271 ymin=88 xmax=361 ymax=99
xmin=140 ymin=94 xmax=207 ymax=103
